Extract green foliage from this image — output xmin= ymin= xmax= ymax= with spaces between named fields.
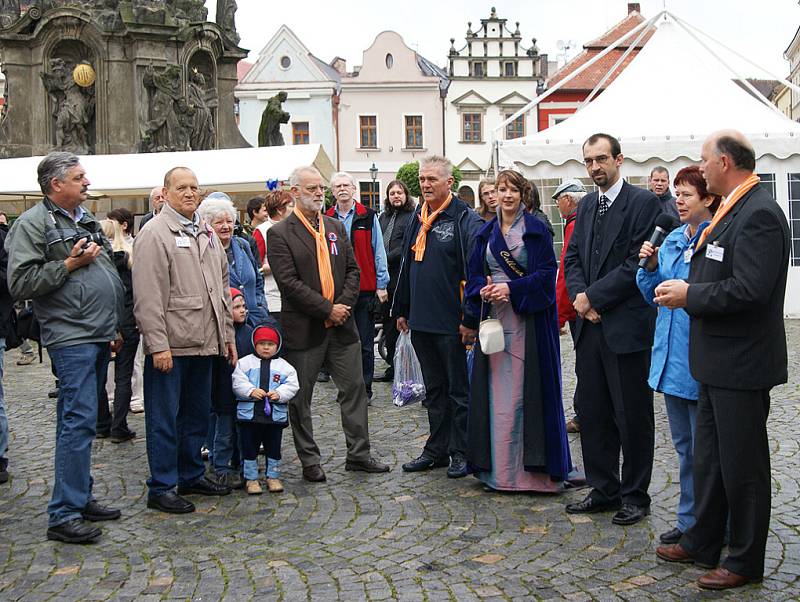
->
xmin=395 ymin=161 xmax=463 ymax=199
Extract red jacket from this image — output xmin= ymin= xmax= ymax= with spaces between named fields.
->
xmin=325 ymin=202 xmax=377 ymax=292
xmin=556 ymin=212 xmax=577 ymax=327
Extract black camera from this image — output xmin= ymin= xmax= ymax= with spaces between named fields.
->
xmin=75 ymin=232 xmax=104 ymax=249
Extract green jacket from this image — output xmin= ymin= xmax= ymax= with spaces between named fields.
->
xmin=5 ymin=197 xmax=123 ymax=349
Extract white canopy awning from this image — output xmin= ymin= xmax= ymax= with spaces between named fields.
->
xmin=0 ymin=144 xmax=334 ymax=200
xmin=498 ymin=17 xmax=800 ymax=167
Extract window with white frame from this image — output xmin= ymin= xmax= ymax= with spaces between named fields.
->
xmin=404 ymin=115 xmax=423 ymax=149
xmin=788 ymin=173 xmax=800 ymax=266
xmin=359 ymin=115 xmax=377 ymax=148
xmin=504 ymin=113 xmax=525 ymax=139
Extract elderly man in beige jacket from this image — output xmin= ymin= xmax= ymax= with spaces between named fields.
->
xmin=132 ymin=166 xmax=236 ymax=515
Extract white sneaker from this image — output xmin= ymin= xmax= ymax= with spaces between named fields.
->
xmin=130 ymin=400 xmax=144 ymax=414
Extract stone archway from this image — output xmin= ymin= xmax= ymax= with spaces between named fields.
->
xmin=458 ymin=184 xmax=476 ymax=208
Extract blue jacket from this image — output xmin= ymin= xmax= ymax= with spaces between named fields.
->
xmin=636 ymin=223 xmax=708 ymax=400
xmin=229 ymin=236 xmax=269 ymax=328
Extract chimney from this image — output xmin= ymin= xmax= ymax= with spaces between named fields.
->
xmin=330 ymin=57 xmax=347 ymax=76
xmin=628 ymin=3 xmax=641 ymax=14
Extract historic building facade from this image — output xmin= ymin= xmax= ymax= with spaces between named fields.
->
xmin=444 ymin=8 xmax=548 ymax=205
xmin=337 ymin=30 xmax=448 ymax=209
xmin=235 ymin=25 xmax=340 ymax=165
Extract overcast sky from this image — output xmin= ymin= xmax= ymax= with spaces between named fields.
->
xmin=208 ymin=0 xmax=799 ymax=79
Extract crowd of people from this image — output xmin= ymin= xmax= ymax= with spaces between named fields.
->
xmin=0 ymin=127 xmax=789 ymax=592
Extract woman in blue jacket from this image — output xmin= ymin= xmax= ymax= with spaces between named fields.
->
xmin=636 ymin=165 xmax=720 ymax=544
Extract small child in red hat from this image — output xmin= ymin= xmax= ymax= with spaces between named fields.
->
xmin=231 ymin=324 xmax=298 ymax=494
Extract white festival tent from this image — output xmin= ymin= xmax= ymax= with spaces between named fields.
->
xmin=0 ymin=144 xmax=335 ymax=200
xmin=494 ymin=11 xmax=800 ymax=316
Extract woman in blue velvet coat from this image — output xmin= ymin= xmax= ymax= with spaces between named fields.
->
xmin=463 ymin=169 xmax=572 ymax=492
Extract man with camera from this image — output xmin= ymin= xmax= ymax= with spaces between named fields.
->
xmin=6 ymin=151 xmax=125 ymax=544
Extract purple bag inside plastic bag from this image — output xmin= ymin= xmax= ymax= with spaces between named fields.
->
xmin=391 ymin=331 xmax=426 ymax=407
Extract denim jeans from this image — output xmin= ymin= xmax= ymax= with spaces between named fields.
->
xmin=212 ymin=412 xmax=239 ymax=474
xmin=664 ymin=393 xmax=698 ymax=532
xmin=0 ymin=338 xmax=7 ymax=470
xmin=144 ymin=355 xmax=212 ymax=495
xmin=47 ymin=342 xmax=110 ymax=527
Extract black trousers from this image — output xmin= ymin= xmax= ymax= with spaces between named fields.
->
xmin=574 ymin=321 xmax=653 ymax=506
xmin=111 ymin=333 xmax=140 ymax=436
xmin=411 ymin=330 xmax=469 ymax=459
xmin=239 ymin=422 xmax=283 ymax=461
xmin=352 ymin=292 xmax=375 ymax=395
xmin=680 ymin=385 xmax=771 ymax=579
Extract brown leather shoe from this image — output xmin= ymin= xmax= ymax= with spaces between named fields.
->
xmin=697 ymin=568 xmax=760 ymax=590
xmin=302 ymin=464 xmax=327 ymax=482
xmin=656 ymin=543 xmax=697 ymax=564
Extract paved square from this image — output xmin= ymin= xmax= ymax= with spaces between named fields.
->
xmin=0 ymin=322 xmax=798 ymax=600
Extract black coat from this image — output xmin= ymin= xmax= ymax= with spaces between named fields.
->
xmin=378 ymin=206 xmax=414 ymax=293
xmin=112 ymin=250 xmax=138 ymax=339
xmin=563 ymin=180 xmax=662 ymax=354
xmin=0 ymin=227 xmax=14 ymax=339
xmin=685 ymin=183 xmax=789 ymax=390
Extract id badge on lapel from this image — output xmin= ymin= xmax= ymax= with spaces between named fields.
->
xmin=706 ymin=242 xmax=724 ymax=262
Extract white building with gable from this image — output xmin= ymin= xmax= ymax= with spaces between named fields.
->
xmin=235 ymin=25 xmax=340 ymax=165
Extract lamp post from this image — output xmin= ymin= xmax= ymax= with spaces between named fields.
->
xmin=369 ymin=163 xmax=379 ymax=209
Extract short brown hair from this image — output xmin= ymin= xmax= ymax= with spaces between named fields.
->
xmin=674 ymin=165 xmax=722 ymax=215
xmin=496 ymin=170 xmax=533 ymax=211
xmin=266 ymin=190 xmax=294 ymax=219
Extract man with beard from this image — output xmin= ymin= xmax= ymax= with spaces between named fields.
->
xmin=325 ymin=172 xmax=389 ymax=400
xmin=267 ymin=166 xmax=389 ymax=482
xmin=563 ymin=133 xmax=661 ymax=526
xmin=649 ymin=166 xmax=679 ymax=218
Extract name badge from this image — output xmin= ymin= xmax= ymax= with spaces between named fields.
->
xmin=176 ymin=236 xmax=191 ymax=248
xmin=683 ymin=248 xmax=693 ymax=263
xmin=706 ymin=244 xmax=724 ymax=262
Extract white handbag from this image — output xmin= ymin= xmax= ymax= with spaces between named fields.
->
xmin=478 ymin=298 xmax=505 ymax=354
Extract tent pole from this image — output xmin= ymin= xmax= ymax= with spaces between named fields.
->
xmin=492 ymin=11 xmax=665 ymax=136
xmin=579 ymin=11 xmax=662 ymax=109
xmin=670 ymin=14 xmax=787 ymax=118
xmin=672 ymin=13 xmax=800 ymax=97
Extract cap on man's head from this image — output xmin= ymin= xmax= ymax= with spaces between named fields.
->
xmin=552 ymin=179 xmax=587 ymax=200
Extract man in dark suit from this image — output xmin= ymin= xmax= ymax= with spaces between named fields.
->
xmin=563 ymin=133 xmax=661 ymax=525
xmin=654 ymin=130 xmax=789 ymax=591
xmin=267 ymin=166 xmax=390 ymax=482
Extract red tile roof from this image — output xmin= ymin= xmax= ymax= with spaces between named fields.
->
xmin=547 ymin=11 xmax=655 ymax=91
xmin=237 ymin=60 xmax=253 ymax=82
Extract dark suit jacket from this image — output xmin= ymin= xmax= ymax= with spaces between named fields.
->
xmin=564 ymin=180 xmax=661 ymax=354
xmin=686 ymin=184 xmax=789 ymax=390
xmin=266 ymin=212 xmax=361 ymax=351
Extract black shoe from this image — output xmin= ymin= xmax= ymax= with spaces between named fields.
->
xmin=46 ymin=518 xmax=101 ymax=543
xmin=660 ymin=527 xmax=683 ymax=544
xmin=95 ymin=430 xmax=110 ymax=439
xmin=447 ymin=455 xmax=469 ymax=478
xmin=373 ymin=370 xmax=394 ymax=383
xmin=110 ymin=430 xmax=136 ymax=444
xmin=401 ymin=454 xmax=449 ymax=473
xmin=0 ymin=469 xmax=7 ymax=484
xmin=82 ymin=500 xmax=121 ymax=522
xmin=345 ymin=457 xmax=390 ymax=473
xmin=177 ymin=476 xmax=231 ymax=496
xmin=48 ymin=387 xmax=60 ymax=399
xmin=316 ymin=371 xmax=330 ymax=383
xmin=211 ymin=471 xmax=244 ymax=490
xmin=302 ymin=464 xmax=327 ymax=482
xmin=612 ymin=503 xmax=650 ymax=525
xmin=565 ymin=495 xmax=622 ymax=514
xmin=147 ymin=491 xmax=195 ymax=514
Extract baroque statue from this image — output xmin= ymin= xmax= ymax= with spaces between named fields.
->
xmin=141 ymin=64 xmax=191 ymax=153
xmin=40 ymin=58 xmax=95 ymax=154
xmin=258 ymin=91 xmax=289 ymax=147
xmin=215 ymin=0 xmax=239 ymax=44
xmin=0 ymin=0 xmax=20 ymax=29
xmin=187 ymin=69 xmax=217 ymax=150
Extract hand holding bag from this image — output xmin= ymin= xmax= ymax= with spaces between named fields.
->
xmin=478 ymin=297 xmax=504 ymax=354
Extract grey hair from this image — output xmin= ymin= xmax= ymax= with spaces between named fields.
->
xmin=650 ymin=166 xmax=669 ymax=178
xmin=197 ymin=195 xmax=237 ymax=224
xmin=419 ymin=155 xmax=453 ymax=177
xmin=289 ymin=166 xmax=322 ymax=187
xmin=561 ymin=191 xmax=585 ymax=204
xmin=37 ymin=151 xmax=80 ymax=195
xmin=330 ymin=171 xmax=356 ymax=187
xmin=149 ymin=186 xmax=162 ymax=202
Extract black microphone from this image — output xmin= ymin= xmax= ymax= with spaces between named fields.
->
xmin=638 ymin=213 xmax=681 ymax=269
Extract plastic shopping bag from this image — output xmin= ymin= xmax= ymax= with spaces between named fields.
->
xmin=391 ymin=331 xmax=426 ymax=407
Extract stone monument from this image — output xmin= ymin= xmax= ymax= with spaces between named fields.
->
xmin=258 ymin=91 xmax=289 ymax=147
xmin=0 ymin=0 xmax=249 ymax=158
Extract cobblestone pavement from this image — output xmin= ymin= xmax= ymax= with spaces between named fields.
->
xmin=0 ymin=322 xmax=798 ymax=601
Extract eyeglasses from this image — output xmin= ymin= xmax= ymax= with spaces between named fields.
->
xmin=583 ymin=155 xmax=612 ymax=167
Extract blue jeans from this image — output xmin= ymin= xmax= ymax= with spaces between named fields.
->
xmin=212 ymin=413 xmax=239 ymax=474
xmin=0 ymin=338 xmax=7 ymax=470
xmin=47 ymin=343 xmax=110 ymax=527
xmin=664 ymin=393 xmax=698 ymax=532
xmin=144 ymin=355 xmax=212 ymax=495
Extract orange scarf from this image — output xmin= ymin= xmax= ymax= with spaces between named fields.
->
xmin=696 ymin=174 xmax=760 ymax=249
xmin=293 ymin=206 xmax=335 ymax=326
xmin=412 ymin=193 xmax=453 ymax=261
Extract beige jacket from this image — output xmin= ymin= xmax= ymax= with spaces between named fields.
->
xmin=132 ymin=204 xmax=234 ymax=357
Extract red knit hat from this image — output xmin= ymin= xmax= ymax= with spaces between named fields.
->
xmin=230 ymin=287 xmax=243 ymax=301
xmin=252 ymin=325 xmax=280 ymax=346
